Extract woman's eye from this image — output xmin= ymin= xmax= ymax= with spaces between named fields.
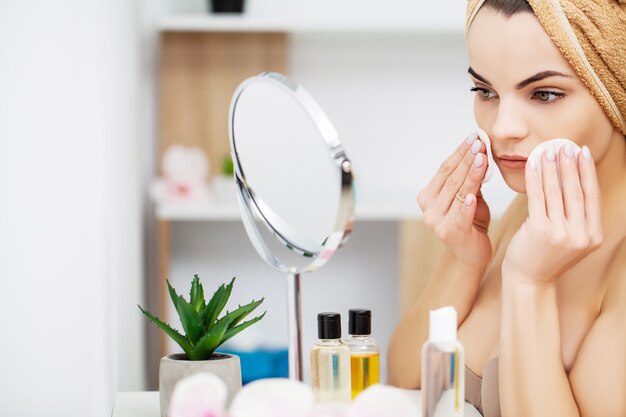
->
xmin=532 ymin=90 xmax=565 ymax=103
xmin=470 ymin=87 xmax=497 ymax=100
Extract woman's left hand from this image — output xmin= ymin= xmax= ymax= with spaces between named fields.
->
xmin=503 ymin=144 xmax=604 ymax=285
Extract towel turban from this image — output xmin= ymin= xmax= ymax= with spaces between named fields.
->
xmin=466 ymin=0 xmax=626 ymax=136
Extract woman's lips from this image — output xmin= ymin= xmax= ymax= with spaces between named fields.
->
xmin=497 ymin=154 xmax=527 ymax=169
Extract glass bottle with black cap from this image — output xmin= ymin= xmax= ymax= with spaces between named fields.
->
xmin=344 ymin=308 xmax=380 ymax=398
xmin=310 ymin=312 xmax=351 ymax=403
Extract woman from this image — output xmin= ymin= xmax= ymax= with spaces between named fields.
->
xmin=387 ymin=1 xmax=626 ymax=416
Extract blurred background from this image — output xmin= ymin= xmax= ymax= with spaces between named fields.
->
xmin=0 ymin=0 xmax=515 ymax=415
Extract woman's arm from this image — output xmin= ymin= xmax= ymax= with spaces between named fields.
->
xmin=387 ymin=250 xmax=486 ymax=388
xmin=500 ymin=241 xmax=626 ymax=417
xmin=499 ymin=145 xmax=605 ymax=416
xmin=499 ymin=268 xmax=580 ymax=417
xmin=388 ymin=134 xmax=493 ymax=388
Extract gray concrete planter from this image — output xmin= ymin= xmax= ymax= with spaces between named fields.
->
xmin=159 ymin=353 xmax=242 ymax=417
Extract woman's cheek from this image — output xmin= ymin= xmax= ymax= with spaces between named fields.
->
xmin=473 ymin=100 xmax=493 ymax=129
xmin=557 ymin=92 xmax=614 ymax=159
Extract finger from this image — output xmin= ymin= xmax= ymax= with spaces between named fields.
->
xmin=448 ymin=152 xmax=488 ymax=220
xmin=558 ymin=144 xmax=585 ymax=223
xmin=541 ymin=146 xmax=565 ymax=224
xmin=433 ymin=139 xmax=485 ymax=213
xmin=525 ymin=150 xmax=547 ymax=221
xmin=473 ymin=192 xmax=491 ymax=234
xmin=454 ymin=193 xmax=477 ymax=233
xmin=420 ymin=134 xmax=481 ymax=205
xmin=578 ymin=146 xmax=603 ymax=241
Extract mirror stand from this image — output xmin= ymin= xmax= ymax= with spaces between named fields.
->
xmin=286 ymin=272 xmax=303 ymax=381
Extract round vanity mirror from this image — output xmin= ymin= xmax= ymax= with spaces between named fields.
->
xmin=229 ymin=72 xmax=355 ymax=381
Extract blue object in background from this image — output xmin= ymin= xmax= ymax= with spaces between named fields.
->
xmin=218 ymin=348 xmax=289 ymax=384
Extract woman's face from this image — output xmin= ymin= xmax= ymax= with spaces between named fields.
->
xmin=467 ymin=8 xmax=616 ymax=193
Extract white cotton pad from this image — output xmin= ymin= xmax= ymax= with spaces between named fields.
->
xmin=527 ymin=138 xmax=581 ymax=186
xmin=475 ymin=128 xmax=494 ymax=183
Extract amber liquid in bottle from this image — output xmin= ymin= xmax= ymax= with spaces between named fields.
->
xmin=350 ymin=352 xmax=380 ymax=398
xmin=345 ymin=309 xmax=380 ymax=399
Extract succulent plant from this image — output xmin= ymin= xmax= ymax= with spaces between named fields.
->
xmin=139 ymin=275 xmax=265 ymax=360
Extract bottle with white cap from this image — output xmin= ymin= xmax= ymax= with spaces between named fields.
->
xmin=421 ymin=306 xmax=465 ymax=417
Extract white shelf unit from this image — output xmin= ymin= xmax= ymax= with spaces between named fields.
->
xmin=157 ymin=14 xmax=465 ymax=34
xmin=155 ymin=200 xmax=421 ymax=222
xmin=148 ymin=8 xmax=481 ymax=386
xmin=153 ymin=11 xmax=467 ymax=223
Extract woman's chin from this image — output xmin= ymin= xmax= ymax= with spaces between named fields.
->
xmin=500 ymin=170 xmax=527 ymax=193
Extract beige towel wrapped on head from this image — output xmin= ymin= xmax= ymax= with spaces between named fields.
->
xmin=466 ymin=0 xmax=626 ymax=136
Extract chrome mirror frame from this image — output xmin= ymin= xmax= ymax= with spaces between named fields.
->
xmin=229 ymin=72 xmax=355 ymax=380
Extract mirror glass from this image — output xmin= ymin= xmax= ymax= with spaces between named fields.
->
xmin=229 ymin=72 xmax=355 ymax=273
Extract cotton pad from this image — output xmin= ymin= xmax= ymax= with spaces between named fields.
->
xmin=527 ymin=138 xmax=581 ymax=186
xmin=475 ymin=128 xmax=494 ymax=183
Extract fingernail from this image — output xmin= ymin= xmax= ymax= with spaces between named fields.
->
xmin=464 ymin=194 xmax=474 ymax=206
xmin=545 ymin=147 xmax=556 ymax=162
xmin=582 ymin=145 xmax=592 ymax=162
xmin=474 ymin=153 xmax=484 ymax=168
xmin=471 ymin=139 xmax=481 ymax=155
xmin=465 ymin=132 xmax=478 ymax=145
xmin=529 ymin=157 xmax=537 ymax=171
xmin=564 ymin=143 xmax=575 ymax=159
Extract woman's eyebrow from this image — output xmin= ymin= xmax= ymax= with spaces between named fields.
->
xmin=515 ymin=70 xmax=572 ymax=89
xmin=468 ymin=67 xmax=492 ymax=86
xmin=467 ymin=67 xmax=572 ymax=89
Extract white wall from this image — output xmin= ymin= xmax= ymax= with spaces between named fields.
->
xmin=0 ymin=0 xmax=143 ymax=415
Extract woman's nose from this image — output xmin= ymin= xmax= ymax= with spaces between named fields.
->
xmin=489 ymin=98 xmax=529 ymax=143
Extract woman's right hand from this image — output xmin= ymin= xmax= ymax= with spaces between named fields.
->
xmin=417 ymin=133 xmax=492 ymax=269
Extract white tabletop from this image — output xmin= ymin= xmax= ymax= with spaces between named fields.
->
xmin=112 ymin=392 xmax=160 ymax=417
xmin=112 ymin=390 xmax=482 ymax=417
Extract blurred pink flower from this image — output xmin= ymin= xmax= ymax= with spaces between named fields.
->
xmin=308 ymin=402 xmax=355 ymax=417
xmin=167 ymin=376 xmax=421 ymax=417
xmin=352 ymin=384 xmax=419 ymax=417
xmin=229 ymin=378 xmax=314 ymax=417
xmin=168 ymin=373 xmax=227 ymax=417
xmin=150 ymin=145 xmax=211 ymax=203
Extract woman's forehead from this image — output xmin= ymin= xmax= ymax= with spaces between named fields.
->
xmin=467 ymin=8 xmax=574 ymax=86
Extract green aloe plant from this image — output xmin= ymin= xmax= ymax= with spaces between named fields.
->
xmin=139 ymin=275 xmax=265 ymax=361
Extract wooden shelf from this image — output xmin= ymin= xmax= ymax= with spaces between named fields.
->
xmin=157 ymin=14 xmax=465 ymax=34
